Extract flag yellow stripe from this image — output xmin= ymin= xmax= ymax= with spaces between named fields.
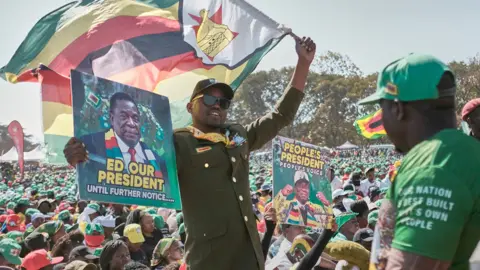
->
xmin=19 ymin=1 xmax=179 ymax=75
xmin=43 ymin=101 xmax=73 ymax=137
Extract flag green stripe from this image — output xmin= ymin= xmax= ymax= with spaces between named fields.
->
xmin=0 ymin=2 xmax=86 ymax=80
xmin=138 ymin=0 xmax=179 ymax=9
xmin=44 ymin=134 xmax=70 ymax=164
xmin=230 ymin=35 xmax=287 ymax=89
xmin=0 ymin=0 xmax=180 ymax=81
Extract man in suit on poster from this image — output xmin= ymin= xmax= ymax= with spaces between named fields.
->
xmin=80 ymin=92 xmax=168 ymax=178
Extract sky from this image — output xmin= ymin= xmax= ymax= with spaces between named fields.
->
xmin=1 ymin=0 xmax=480 ymax=159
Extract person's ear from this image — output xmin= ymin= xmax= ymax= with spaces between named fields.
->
xmin=186 ymin=102 xmax=193 ymax=114
xmin=392 ymin=101 xmax=405 ymax=121
xmin=109 ymin=111 xmax=114 ymax=124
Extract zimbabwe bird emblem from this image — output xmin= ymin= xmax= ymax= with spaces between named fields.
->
xmin=189 ymin=6 xmax=239 ymax=61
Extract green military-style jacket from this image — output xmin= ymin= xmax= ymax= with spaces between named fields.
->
xmin=174 ymin=86 xmax=304 ymax=270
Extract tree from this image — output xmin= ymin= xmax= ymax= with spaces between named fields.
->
xmin=231 ymin=51 xmax=480 ymax=148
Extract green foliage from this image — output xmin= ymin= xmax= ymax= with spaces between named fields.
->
xmin=230 ymin=52 xmax=478 ymax=147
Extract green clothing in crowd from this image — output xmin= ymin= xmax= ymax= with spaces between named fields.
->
xmin=388 ymin=129 xmax=480 ymax=270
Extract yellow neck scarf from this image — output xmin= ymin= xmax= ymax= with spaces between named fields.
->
xmin=187 ymin=126 xmax=229 ymax=145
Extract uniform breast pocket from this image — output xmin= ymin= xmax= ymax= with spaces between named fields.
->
xmin=186 ymin=148 xmax=230 ymax=193
xmin=190 ymin=145 xmax=229 ymax=168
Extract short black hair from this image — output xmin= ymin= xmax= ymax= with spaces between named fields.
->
xmin=109 ymin=92 xmax=138 ymax=112
xmin=350 ymin=200 xmax=369 ymax=218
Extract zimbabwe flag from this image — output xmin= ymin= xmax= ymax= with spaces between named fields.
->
xmin=1 ymin=0 xmax=288 ymax=164
xmin=353 ymin=109 xmax=386 ymax=139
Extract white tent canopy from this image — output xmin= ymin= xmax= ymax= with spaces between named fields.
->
xmin=336 ymin=141 xmax=359 ymax=149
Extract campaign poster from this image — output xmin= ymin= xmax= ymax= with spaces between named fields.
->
xmin=71 ymin=70 xmax=181 ymax=209
xmin=272 ymin=136 xmax=333 ymax=229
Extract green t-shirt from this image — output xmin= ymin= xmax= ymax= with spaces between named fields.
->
xmin=387 ymin=129 xmax=480 ymax=269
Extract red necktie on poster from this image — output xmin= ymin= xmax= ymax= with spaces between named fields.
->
xmin=7 ymin=121 xmax=24 ymax=179
xmin=128 ymin=148 xmax=136 ymax=163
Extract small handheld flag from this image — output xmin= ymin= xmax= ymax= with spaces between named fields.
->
xmin=353 ymin=109 xmax=386 ymax=139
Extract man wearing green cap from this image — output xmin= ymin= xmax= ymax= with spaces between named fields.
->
xmin=359 ymin=53 xmax=480 ymax=270
xmin=0 ymin=239 xmax=22 ymax=267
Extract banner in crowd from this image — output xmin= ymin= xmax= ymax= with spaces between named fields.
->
xmin=71 ymin=70 xmax=181 ymax=208
xmin=354 ymin=109 xmax=386 ymax=139
xmin=1 ymin=0 xmax=288 ymax=163
xmin=7 ymin=121 xmax=24 ymax=178
xmin=272 ymin=136 xmax=333 ymax=229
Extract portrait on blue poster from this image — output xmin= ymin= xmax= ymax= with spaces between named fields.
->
xmin=71 ymin=70 xmax=181 ymax=208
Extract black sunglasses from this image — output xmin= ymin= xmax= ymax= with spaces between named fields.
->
xmin=193 ymin=94 xmax=231 ymax=110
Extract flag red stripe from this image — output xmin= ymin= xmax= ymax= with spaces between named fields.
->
xmin=363 ymin=111 xmax=384 ymax=133
xmin=289 ymin=210 xmax=300 ymax=217
xmin=49 ymin=16 xmax=181 ymax=76
xmin=38 ymin=69 xmax=72 ymax=106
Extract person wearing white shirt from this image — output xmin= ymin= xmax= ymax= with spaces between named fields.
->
xmin=265 ymin=224 xmax=305 ymax=266
xmin=327 ymin=166 xmax=343 ymax=191
xmin=359 ymin=167 xmax=379 ymax=197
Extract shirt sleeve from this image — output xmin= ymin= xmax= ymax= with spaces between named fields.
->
xmin=390 ymin=167 xmax=474 ymax=260
xmin=244 ymin=86 xmax=304 ymax=152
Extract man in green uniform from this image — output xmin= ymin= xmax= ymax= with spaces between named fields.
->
xmin=359 ymin=53 xmax=480 ymax=270
xmin=63 ymin=35 xmax=316 ymax=269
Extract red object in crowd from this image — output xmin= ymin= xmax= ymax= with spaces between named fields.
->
xmin=7 ymin=120 xmax=25 ymax=179
xmin=57 ymin=202 xmax=70 ymax=213
xmin=0 ymin=215 xmax=7 ymax=223
xmin=257 ymin=219 xmax=266 ymax=234
xmin=179 ymin=263 xmax=187 ymax=270
xmin=5 ymin=214 xmax=25 ymax=232
xmin=461 ymin=98 xmax=480 ymax=120
xmin=22 ymin=249 xmax=63 ymax=270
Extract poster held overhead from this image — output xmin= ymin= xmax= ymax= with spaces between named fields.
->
xmin=272 ymin=136 xmax=333 ymax=229
xmin=71 ymin=70 xmax=181 ymax=209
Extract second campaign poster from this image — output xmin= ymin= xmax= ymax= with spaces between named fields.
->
xmin=272 ymin=136 xmax=333 ymax=229
xmin=71 ymin=70 xmax=181 ymax=209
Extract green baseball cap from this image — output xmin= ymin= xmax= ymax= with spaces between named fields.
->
xmin=151 ymin=214 xmax=165 ymax=230
xmin=0 ymin=238 xmax=22 ymax=265
xmin=358 ymin=53 xmax=455 ymax=105
xmin=57 ymin=210 xmax=71 ymax=222
xmin=6 ymin=202 xmax=15 ymax=210
xmin=335 ymin=212 xmax=358 ymax=230
xmin=17 ymin=198 xmax=30 ymax=207
xmin=85 ymin=223 xmax=104 ymax=236
xmin=66 ymin=223 xmax=79 ymax=233
xmin=145 ymin=208 xmax=157 ymax=215
xmin=6 ymin=231 xmax=23 ymax=244
xmin=35 ymin=221 xmax=63 ymax=237
xmin=368 ymin=210 xmax=379 ymax=225
xmin=25 ymin=208 xmax=40 ymax=217
xmin=87 ymin=203 xmax=100 ymax=212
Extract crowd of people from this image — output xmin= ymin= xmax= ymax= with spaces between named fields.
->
xmin=1 ymin=35 xmax=480 ymax=270
xmin=0 ymin=145 xmax=401 ymax=270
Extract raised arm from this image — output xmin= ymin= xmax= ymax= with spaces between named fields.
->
xmin=245 ymin=36 xmax=316 ymax=151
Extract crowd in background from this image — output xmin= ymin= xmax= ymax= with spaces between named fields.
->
xmin=0 ymin=146 xmax=404 ymax=270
